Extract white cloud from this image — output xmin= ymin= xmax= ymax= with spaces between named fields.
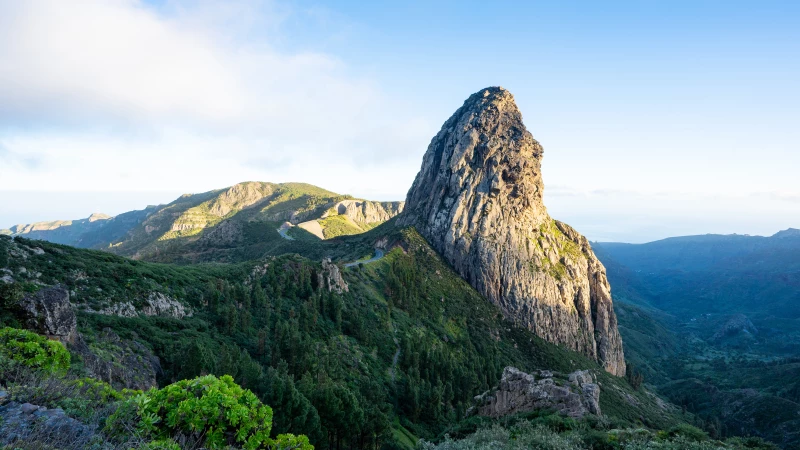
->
xmin=0 ymin=0 xmax=434 ymax=196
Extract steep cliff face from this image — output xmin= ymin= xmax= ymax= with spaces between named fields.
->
xmin=327 ymin=200 xmax=405 ymax=226
xmin=398 ymin=87 xmax=625 ymax=376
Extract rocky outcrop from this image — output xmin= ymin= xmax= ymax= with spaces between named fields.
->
xmin=71 ymin=329 xmax=161 ymax=390
xmin=17 ymin=286 xmax=77 ymax=345
xmin=198 ymin=219 xmax=244 ymax=246
xmin=207 ymin=182 xmax=275 ymax=217
xmin=141 ymin=292 xmax=190 ymax=318
xmin=319 ymin=258 xmax=348 ymax=293
xmin=327 ymin=200 xmax=405 ymax=225
xmin=712 ymin=314 xmax=758 ymax=341
xmin=0 ymin=399 xmax=95 ymax=448
xmin=398 ymin=87 xmax=625 ymax=375
xmin=88 ymin=293 xmax=190 ymax=319
xmin=473 ymin=367 xmax=601 ymax=418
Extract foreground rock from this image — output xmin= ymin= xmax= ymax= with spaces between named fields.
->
xmin=473 ymin=367 xmax=601 ymax=418
xmin=398 ymin=87 xmax=625 ymax=375
xmin=0 ymin=400 xmax=95 ymax=448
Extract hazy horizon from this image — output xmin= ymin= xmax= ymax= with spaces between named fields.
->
xmin=2 ymin=185 xmax=796 ymax=244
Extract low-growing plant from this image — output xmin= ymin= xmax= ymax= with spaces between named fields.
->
xmin=106 ymin=374 xmax=313 ymax=450
xmin=665 ymin=423 xmax=709 ymax=442
xmin=0 ymin=327 xmax=70 ymax=375
xmin=137 ymin=439 xmax=181 ymax=450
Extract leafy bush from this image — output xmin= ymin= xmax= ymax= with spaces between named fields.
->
xmin=137 ymin=439 xmax=181 ymax=450
xmin=421 ymin=418 xmax=777 ymax=450
xmin=0 ymin=327 xmax=70 ymax=374
xmin=666 ymin=423 xmax=709 ymax=442
xmin=107 ymin=374 xmax=312 ymax=450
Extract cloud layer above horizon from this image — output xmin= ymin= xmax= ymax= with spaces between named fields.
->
xmin=0 ymin=0 xmax=433 ymax=196
xmin=1 ymin=0 xmax=798 ymax=242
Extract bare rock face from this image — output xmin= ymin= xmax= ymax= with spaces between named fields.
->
xmin=88 ymin=292 xmax=190 ymax=319
xmin=0 ymin=401 xmax=95 ymax=448
xmin=141 ymin=292 xmax=190 ymax=318
xmin=328 ymin=200 xmax=405 ymax=225
xmin=398 ymin=87 xmax=625 ymax=375
xmin=71 ymin=329 xmax=161 ymax=390
xmin=17 ymin=286 xmax=77 ymax=345
xmin=319 ymin=258 xmax=349 ymax=293
xmin=474 ymin=367 xmax=601 ymax=418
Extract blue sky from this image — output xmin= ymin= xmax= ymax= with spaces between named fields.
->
xmin=1 ymin=0 xmax=798 ymax=242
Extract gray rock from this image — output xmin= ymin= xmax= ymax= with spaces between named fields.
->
xmin=397 ymin=87 xmax=625 ymax=376
xmin=88 ymin=292 xmax=190 ymax=319
xmin=569 ymin=369 xmax=595 ymax=386
xmin=581 ymin=382 xmax=602 ymax=415
xmin=17 ymin=285 xmax=77 ymax=344
xmin=21 ymin=403 xmax=38 ymax=414
xmin=324 ymin=200 xmax=405 ymax=225
xmin=141 ymin=292 xmax=190 ymax=318
xmin=0 ymin=401 xmax=95 ymax=448
xmin=70 ymin=330 xmax=161 ymax=390
xmin=319 ymin=258 xmax=349 ymax=293
xmin=476 ymin=366 xmax=602 ymax=418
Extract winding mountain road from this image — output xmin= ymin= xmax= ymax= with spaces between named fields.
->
xmin=276 ymin=222 xmax=295 ymax=240
xmin=344 ymin=249 xmax=385 ymax=268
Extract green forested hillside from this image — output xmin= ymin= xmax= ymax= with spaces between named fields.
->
xmin=595 ymin=233 xmax=800 ymax=449
xmin=0 ymin=227 xmax=699 ymax=449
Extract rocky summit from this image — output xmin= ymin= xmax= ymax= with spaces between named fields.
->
xmin=398 ymin=87 xmax=625 ymax=376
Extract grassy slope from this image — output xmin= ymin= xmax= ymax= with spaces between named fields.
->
xmin=318 ymin=215 xmax=367 ymax=239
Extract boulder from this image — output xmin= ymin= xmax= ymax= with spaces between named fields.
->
xmin=475 ymin=366 xmax=602 ymax=418
xmin=17 ymin=285 xmax=77 ymax=344
xmin=0 ymin=401 xmax=95 ymax=448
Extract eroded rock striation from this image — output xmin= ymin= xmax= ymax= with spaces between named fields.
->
xmin=398 ymin=87 xmax=625 ymax=375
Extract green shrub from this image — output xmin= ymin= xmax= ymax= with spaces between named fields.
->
xmin=0 ymin=327 xmax=70 ymax=374
xmin=0 ymin=282 xmax=23 ymax=308
xmin=54 ymin=377 xmax=141 ymax=421
xmin=138 ymin=439 xmax=181 ymax=450
xmin=666 ymin=423 xmax=709 ymax=442
xmin=107 ymin=374 xmax=312 ymax=450
xmin=724 ymin=436 xmax=780 ymax=449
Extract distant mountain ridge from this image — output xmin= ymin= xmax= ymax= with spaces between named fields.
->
xmin=1 ymin=181 xmax=404 ymax=262
xmin=596 ymin=229 xmax=800 ymax=275
xmin=593 ymin=229 xmax=800 ymax=448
